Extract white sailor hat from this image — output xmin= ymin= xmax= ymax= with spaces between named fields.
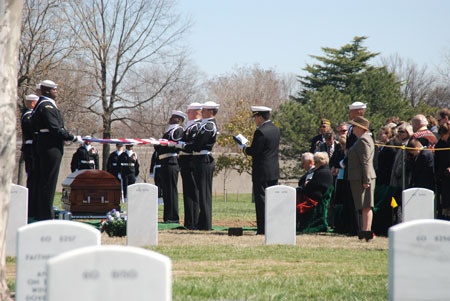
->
xmin=39 ymin=80 xmax=58 ymax=89
xmin=25 ymin=94 xmax=39 ymax=101
xmin=202 ymin=101 xmax=220 ymax=109
xmin=348 ymin=101 xmax=366 ymax=110
xmin=251 ymin=106 xmax=272 ymax=116
xmin=171 ymin=110 xmax=187 ymax=120
xmin=187 ymin=102 xmax=202 ymax=110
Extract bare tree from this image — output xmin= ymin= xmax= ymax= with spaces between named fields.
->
xmin=63 ymin=0 xmax=192 ymax=168
xmin=380 ymin=54 xmax=435 ymax=107
xmin=1 ymin=1 xmax=24 ymax=299
xmin=207 ymin=65 xmax=296 ymax=127
xmin=18 ymin=0 xmax=75 ymax=95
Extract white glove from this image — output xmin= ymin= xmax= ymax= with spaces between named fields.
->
xmin=117 ymin=173 xmax=122 ymax=180
xmin=167 ymin=141 xmax=177 ymax=147
xmin=135 ymin=176 xmax=138 ymax=182
xmin=73 ymin=135 xmax=83 ymax=144
xmin=175 ymin=141 xmax=185 ymax=149
xmin=238 ymin=143 xmax=246 ymax=150
xmin=150 ymin=173 xmax=155 ymax=178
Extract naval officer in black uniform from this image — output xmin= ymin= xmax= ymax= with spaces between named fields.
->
xmin=178 ymin=102 xmax=202 ymax=229
xmin=21 ymin=94 xmax=39 ymax=219
xmin=118 ymin=144 xmax=140 ymax=201
xmin=179 ymin=101 xmax=220 ymax=230
xmin=31 ymin=80 xmax=82 ymax=220
xmin=237 ymin=106 xmax=280 ymax=235
xmin=155 ymin=110 xmax=186 ymax=223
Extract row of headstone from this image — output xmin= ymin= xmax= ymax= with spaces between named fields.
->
xmin=12 ymin=183 xmax=170 ymax=301
xmin=15 ymin=220 xmax=171 ymax=301
xmin=8 ymin=183 xmax=436 ymax=300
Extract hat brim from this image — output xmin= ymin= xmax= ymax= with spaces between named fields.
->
xmin=348 ymin=120 xmax=369 ymax=131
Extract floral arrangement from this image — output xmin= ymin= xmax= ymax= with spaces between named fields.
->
xmin=101 ymin=209 xmax=127 ymax=237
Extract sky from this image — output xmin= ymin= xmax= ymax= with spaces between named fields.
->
xmin=178 ymin=0 xmax=450 ymax=78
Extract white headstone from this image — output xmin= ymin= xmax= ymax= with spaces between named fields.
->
xmin=402 ymin=188 xmax=434 ymax=222
xmin=6 ymin=184 xmax=28 ymax=256
xmin=127 ymin=183 xmax=158 ymax=246
xmin=46 ymin=245 xmax=172 ymax=301
xmin=265 ymin=185 xmax=296 ymax=245
xmin=15 ymin=220 xmax=101 ymax=301
xmin=389 ymin=219 xmax=450 ymax=301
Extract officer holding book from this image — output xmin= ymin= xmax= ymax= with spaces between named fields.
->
xmin=234 ymin=106 xmax=280 ymax=235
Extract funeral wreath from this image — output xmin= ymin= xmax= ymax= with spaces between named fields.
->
xmin=101 ymin=209 xmax=127 ymax=237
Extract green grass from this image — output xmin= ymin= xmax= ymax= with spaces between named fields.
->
xmin=26 ymin=192 xmax=388 ymax=300
xmin=146 ymin=243 xmax=387 ymax=301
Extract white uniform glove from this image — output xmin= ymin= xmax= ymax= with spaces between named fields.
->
xmin=117 ymin=173 xmax=122 ymax=180
xmin=167 ymin=141 xmax=177 ymax=147
xmin=73 ymin=135 xmax=83 ymax=144
xmin=150 ymin=173 xmax=155 ymax=178
xmin=238 ymin=143 xmax=246 ymax=150
xmin=175 ymin=141 xmax=185 ymax=149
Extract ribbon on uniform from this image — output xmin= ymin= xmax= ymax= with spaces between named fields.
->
xmin=82 ymin=137 xmax=171 ymax=146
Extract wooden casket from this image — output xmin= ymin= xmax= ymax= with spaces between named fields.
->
xmin=61 ymin=170 xmax=121 ymax=214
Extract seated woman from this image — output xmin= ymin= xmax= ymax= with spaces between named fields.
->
xmin=297 ymin=152 xmax=334 ymax=231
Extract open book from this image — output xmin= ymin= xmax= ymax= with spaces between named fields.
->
xmin=232 ymin=134 xmax=248 ymax=146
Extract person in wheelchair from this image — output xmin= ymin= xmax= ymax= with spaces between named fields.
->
xmin=296 ymin=152 xmax=334 ymax=231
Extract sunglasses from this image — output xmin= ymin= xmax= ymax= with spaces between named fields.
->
xmin=397 ymin=130 xmax=406 ymax=134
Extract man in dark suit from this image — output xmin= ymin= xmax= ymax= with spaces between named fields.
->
xmin=237 ymin=106 xmax=280 ymax=235
xmin=310 ymin=118 xmax=332 ymax=153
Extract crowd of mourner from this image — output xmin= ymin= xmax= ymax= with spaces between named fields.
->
xmin=299 ymin=102 xmax=450 ymax=241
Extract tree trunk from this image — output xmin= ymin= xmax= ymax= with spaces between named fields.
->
xmin=0 ymin=0 xmax=24 ymax=299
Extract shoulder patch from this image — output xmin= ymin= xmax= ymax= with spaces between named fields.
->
xmin=45 ymin=105 xmax=54 ymax=109
xmin=204 ymin=122 xmax=215 ymax=131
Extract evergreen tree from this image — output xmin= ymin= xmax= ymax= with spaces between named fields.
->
xmin=295 ymin=36 xmax=378 ymax=103
xmin=277 ymin=37 xmax=413 ymax=179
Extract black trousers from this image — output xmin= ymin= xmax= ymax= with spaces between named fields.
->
xmin=23 ymin=146 xmax=37 ymax=219
xmin=179 ymin=156 xmax=199 ymax=229
xmin=160 ymin=160 xmax=180 ymax=222
xmin=253 ymin=179 xmax=278 ymax=234
xmin=122 ymin=173 xmax=136 ymax=199
xmin=193 ymin=155 xmax=215 ymax=230
xmin=341 ymin=179 xmax=359 ymax=235
xmin=35 ymin=146 xmax=62 ymax=220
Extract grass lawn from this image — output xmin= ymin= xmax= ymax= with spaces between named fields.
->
xmin=6 ymin=192 xmax=388 ymax=300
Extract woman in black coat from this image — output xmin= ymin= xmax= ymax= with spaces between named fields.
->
xmin=297 ymin=152 xmax=333 ymax=231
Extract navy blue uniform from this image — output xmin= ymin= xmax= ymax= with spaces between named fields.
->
xmin=179 ymin=119 xmax=201 ymax=229
xmin=118 ymin=149 xmax=140 ymax=199
xmin=184 ymin=118 xmax=218 ymax=230
xmin=31 ymin=96 xmax=75 ymax=220
xmin=244 ymin=120 xmax=280 ymax=234
xmin=154 ymin=125 xmax=184 ymax=223
xmin=21 ymin=108 xmax=37 ymax=218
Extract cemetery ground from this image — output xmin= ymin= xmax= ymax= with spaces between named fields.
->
xmin=6 ymin=193 xmax=389 ymax=300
